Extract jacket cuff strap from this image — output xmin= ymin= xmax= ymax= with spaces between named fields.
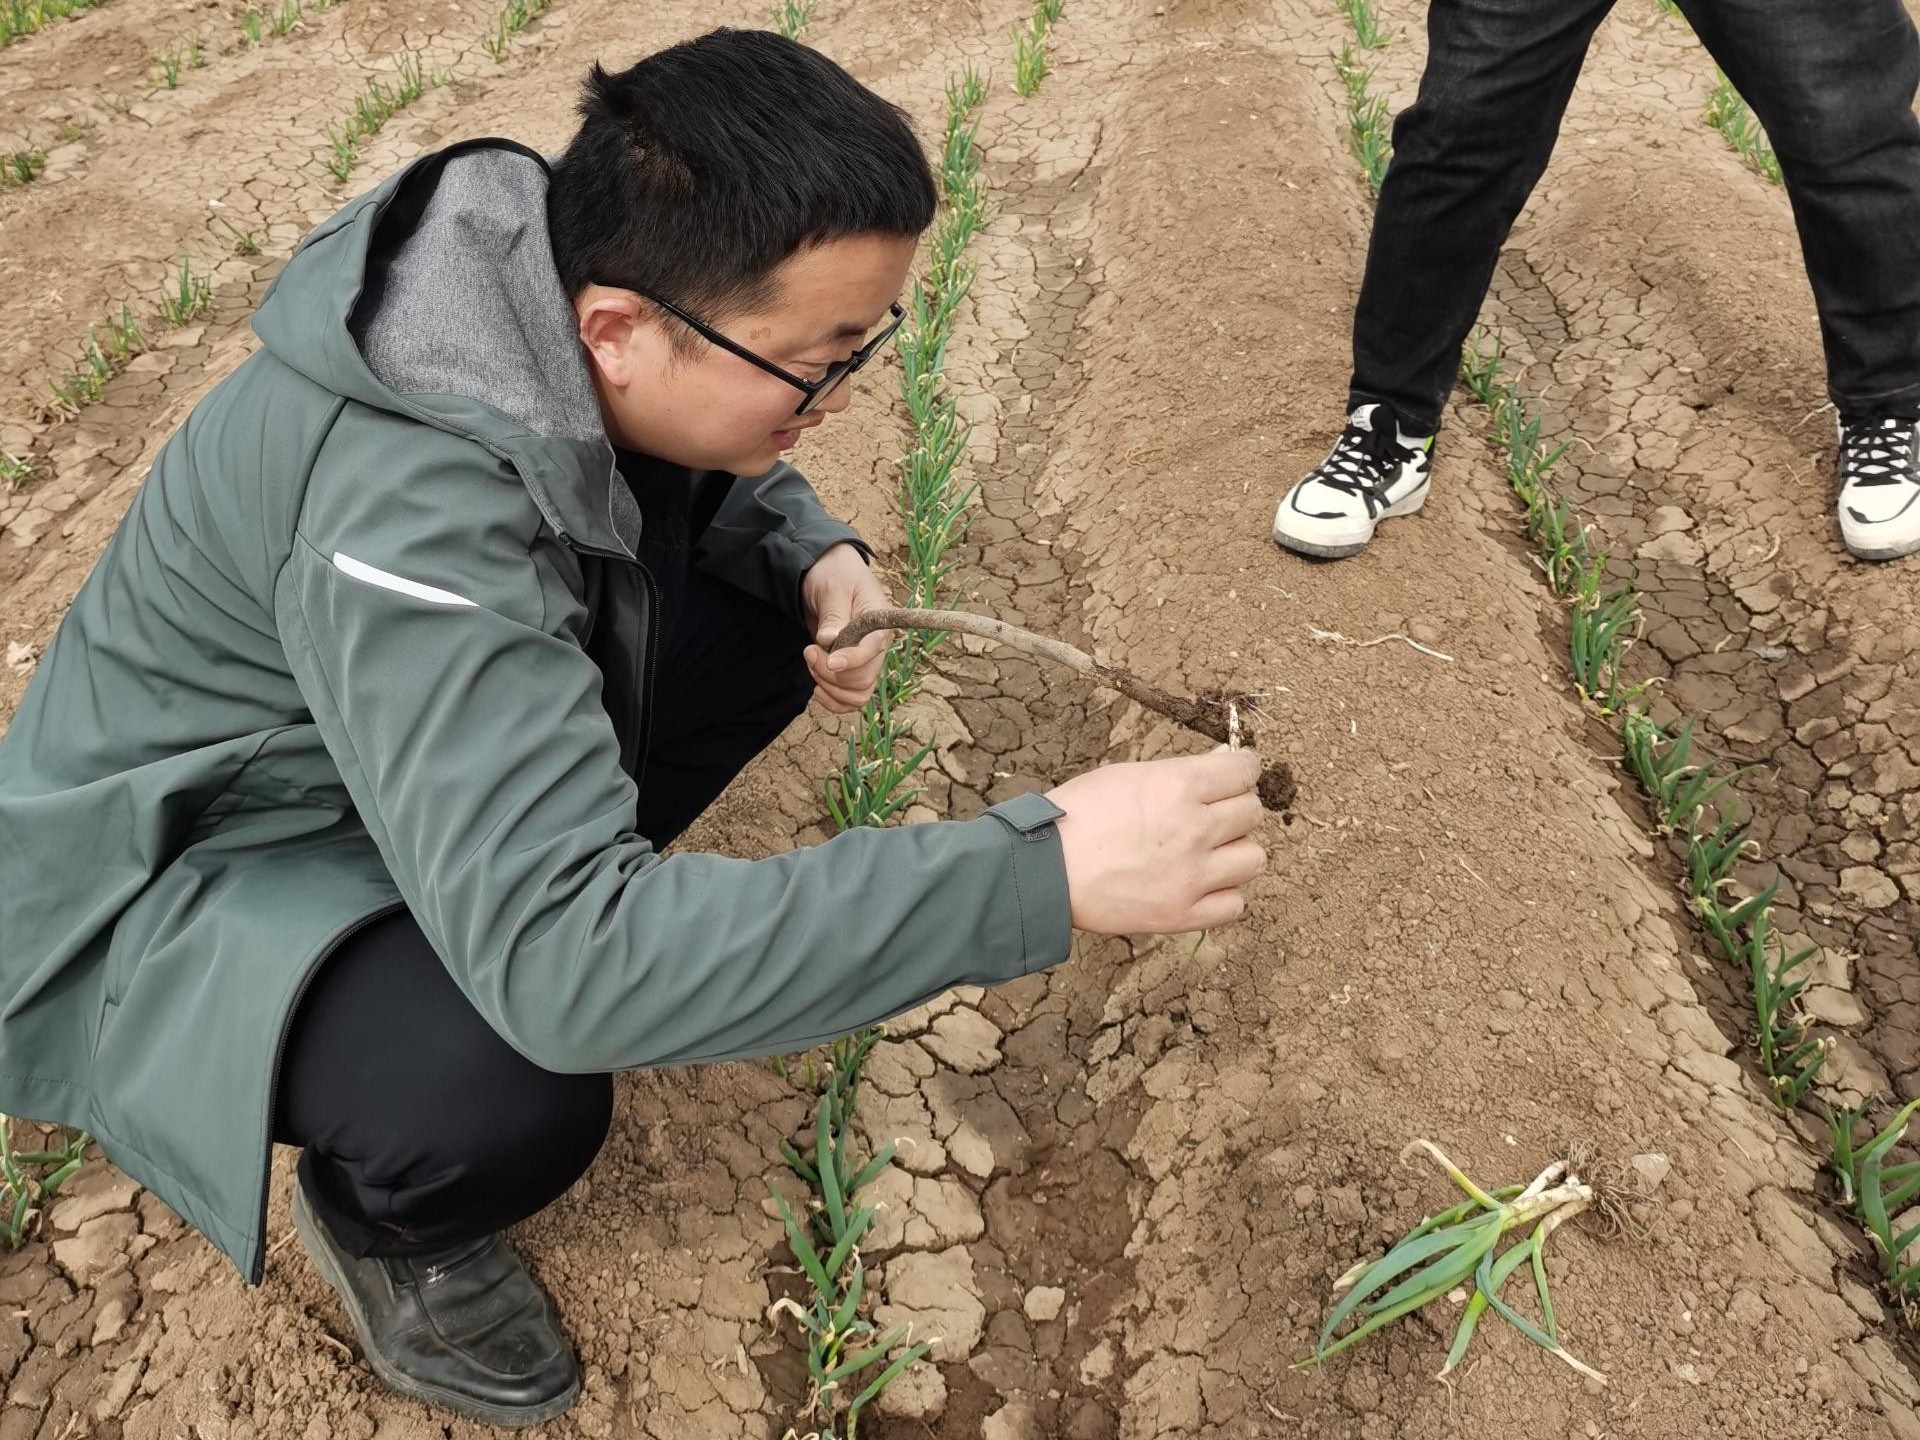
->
xmin=985 ymin=792 xmax=1072 ymax=973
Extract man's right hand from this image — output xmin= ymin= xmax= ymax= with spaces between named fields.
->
xmin=1045 ymin=749 xmax=1268 ymax=934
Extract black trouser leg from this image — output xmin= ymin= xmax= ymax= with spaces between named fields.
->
xmin=1347 ymin=0 xmax=1617 ymax=435
xmin=272 ymin=571 xmax=815 ymax=1257
xmin=276 ymin=908 xmax=615 ymax=1257
xmin=1679 ymin=0 xmax=1920 ymax=421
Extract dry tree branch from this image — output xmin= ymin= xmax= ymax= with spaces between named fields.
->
xmin=830 ymin=606 xmax=1297 ymax=811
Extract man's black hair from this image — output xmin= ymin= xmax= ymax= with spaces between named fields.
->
xmin=547 ymin=29 xmax=936 ymax=329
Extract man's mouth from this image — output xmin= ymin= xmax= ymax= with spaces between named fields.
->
xmin=771 ymin=421 xmax=822 ymax=451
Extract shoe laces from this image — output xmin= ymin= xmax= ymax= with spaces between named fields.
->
xmin=1840 ymin=416 xmax=1918 ymax=489
xmin=1313 ymin=417 xmax=1419 ymax=517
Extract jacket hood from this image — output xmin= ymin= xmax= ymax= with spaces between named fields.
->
xmin=252 ymin=139 xmax=640 ymax=557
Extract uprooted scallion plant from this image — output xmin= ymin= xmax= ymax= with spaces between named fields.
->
xmin=1300 ymin=1141 xmax=1607 ymax=1385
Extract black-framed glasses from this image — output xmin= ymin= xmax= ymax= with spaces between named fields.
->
xmin=637 ymin=292 xmax=906 ymax=416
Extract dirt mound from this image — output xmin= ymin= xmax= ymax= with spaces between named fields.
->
xmin=4 ymin=1 xmax=1919 ymax=1438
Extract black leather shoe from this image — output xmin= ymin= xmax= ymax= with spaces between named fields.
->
xmin=292 ymin=1176 xmax=580 ymax=1426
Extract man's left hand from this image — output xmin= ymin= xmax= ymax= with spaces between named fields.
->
xmin=801 ymin=543 xmax=894 ymax=715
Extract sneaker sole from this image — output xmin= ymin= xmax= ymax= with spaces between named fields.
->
xmin=1273 ymin=532 xmax=1375 ymax=560
xmin=1273 ymin=484 xmax=1429 ymax=559
xmin=1846 ymin=541 xmax=1920 ymax=562
xmin=291 ymin=1185 xmax=582 ymax=1429
xmin=1840 ymin=526 xmax=1920 ymax=562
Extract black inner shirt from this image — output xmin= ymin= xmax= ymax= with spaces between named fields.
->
xmin=613 ymin=449 xmax=724 ymax=648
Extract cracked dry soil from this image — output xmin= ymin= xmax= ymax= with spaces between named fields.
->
xmin=6 ymin=1 xmax=1920 ymax=1437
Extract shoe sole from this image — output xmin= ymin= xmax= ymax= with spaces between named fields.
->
xmin=1840 ymin=527 xmax=1920 ymax=562
xmin=1847 ymin=542 xmax=1920 ymax=561
xmin=1273 ymin=483 xmax=1429 ymax=559
xmin=291 ymin=1185 xmax=582 ymax=1429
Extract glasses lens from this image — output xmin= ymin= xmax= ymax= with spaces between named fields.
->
xmin=790 ymin=307 xmax=901 ymax=414
xmin=794 ymin=365 xmax=853 ymax=416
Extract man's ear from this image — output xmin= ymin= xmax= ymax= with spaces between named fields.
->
xmin=575 ymin=286 xmax=648 ymax=387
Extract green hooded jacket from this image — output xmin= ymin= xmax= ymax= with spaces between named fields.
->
xmin=0 ymin=140 xmax=1071 ymax=1282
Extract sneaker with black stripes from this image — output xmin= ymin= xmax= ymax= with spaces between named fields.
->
xmin=1272 ymin=403 xmax=1433 ymax=559
xmin=1837 ymin=414 xmax=1920 ymax=562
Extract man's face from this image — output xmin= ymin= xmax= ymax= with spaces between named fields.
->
xmin=576 ymin=231 xmax=919 ymax=475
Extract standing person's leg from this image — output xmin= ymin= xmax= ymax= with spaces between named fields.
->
xmin=1276 ymin=0 xmax=1616 ymax=559
xmin=274 ymin=568 xmax=816 ymax=1423
xmin=1351 ymin=0 xmax=1618 ymax=432
xmin=1680 ymin=0 xmax=1920 ymax=560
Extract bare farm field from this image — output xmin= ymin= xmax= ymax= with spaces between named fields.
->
xmin=4 ymin=1 xmax=1920 ymax=1438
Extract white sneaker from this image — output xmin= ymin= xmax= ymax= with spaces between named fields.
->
xmin=1273 ymin=404 xmax=1433 ymax=559
xmin=1837 ymin=414 xmax=1920 ymax=561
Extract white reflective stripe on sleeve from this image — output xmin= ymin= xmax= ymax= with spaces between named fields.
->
xmin=331 ymin=551 xmax=478 ymax=608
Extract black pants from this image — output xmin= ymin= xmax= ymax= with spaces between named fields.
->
xmin=1350 ymin=0 xmax=1920 ymax=435
xmin=272 ymin=570 xmax=814 ymax=1257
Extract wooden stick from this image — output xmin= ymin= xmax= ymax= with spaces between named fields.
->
xmin=831 ymin=607 xmax=1300 ymax=813
xmin=828 ymin=606 xmax=1236 ymax=745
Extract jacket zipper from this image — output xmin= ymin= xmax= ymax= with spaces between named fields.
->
xmin=628 ymin=559 xmax=661 ymax=796
xmin=251 ymin=899 xmax=405 ymax=1284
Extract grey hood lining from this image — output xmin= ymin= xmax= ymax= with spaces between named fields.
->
xmin=348 ymin=147 xmax=639 ymax=550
